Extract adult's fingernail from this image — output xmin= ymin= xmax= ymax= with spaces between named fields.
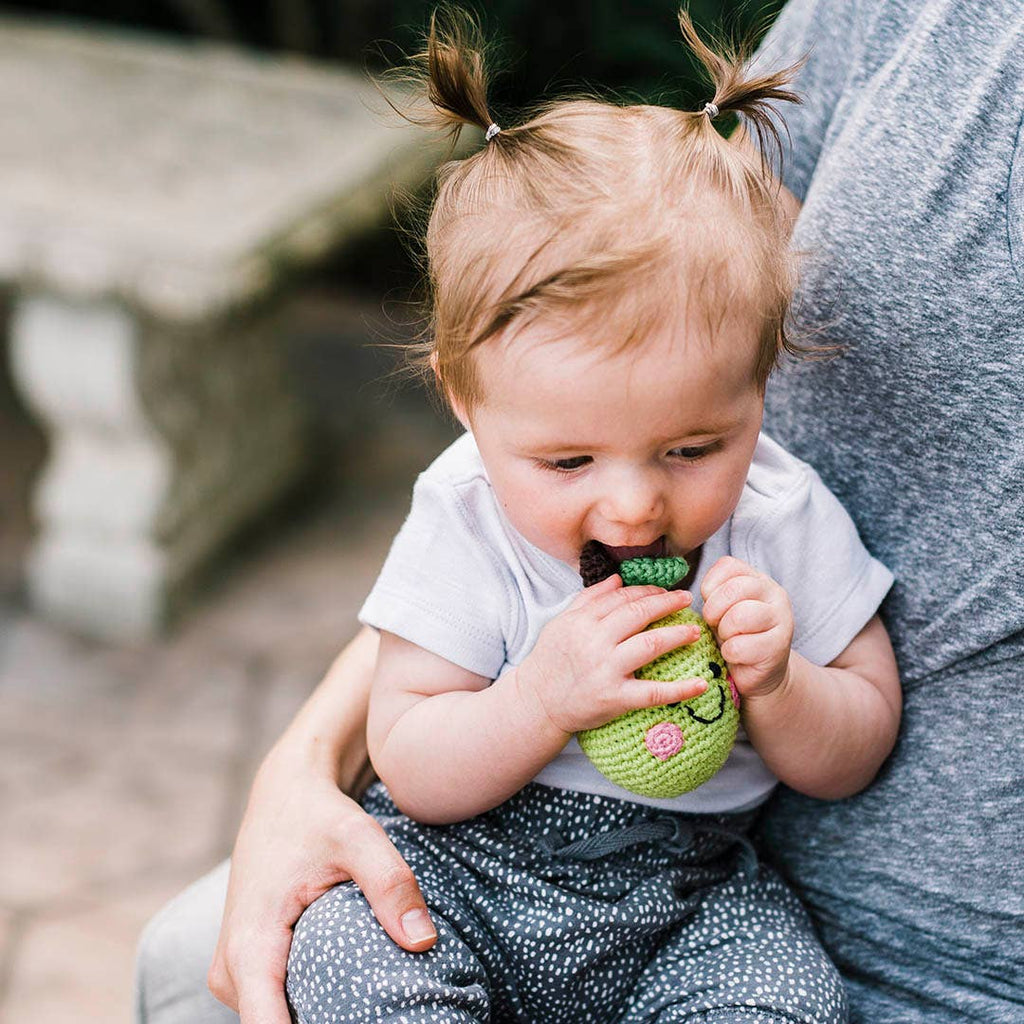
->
xmin=401 ymin=909 xmax=436 ymax=943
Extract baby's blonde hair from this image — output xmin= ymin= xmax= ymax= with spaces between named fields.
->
xmin=394 ymin=6 xmax=805 ymax=407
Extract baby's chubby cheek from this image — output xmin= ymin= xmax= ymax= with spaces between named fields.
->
xmin=466 ymin=458 xmax=589 ymax=567
xmin=495 ymin=496 xmax=579 ymax=563
xmin=688 ymin=467 xmax=751 ymax=542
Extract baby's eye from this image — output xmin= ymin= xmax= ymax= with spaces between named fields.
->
xmin=668 ymin=445 xmax=713 ymax=461
xmin=544 ymin=456 xmax=592 ymax=472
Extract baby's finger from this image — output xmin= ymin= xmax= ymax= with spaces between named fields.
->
xmin=626 ymin=675 xmax=709 ymax=710
xmin=701 ymin=572 xmax=769 ymax=627
xmin=715 ymin=599 xmax=777 ymax=642
xmin=719 ymin=628 xmax=784 ymax=667
xmin=616 ymin=621 xmax=702 ymax=673
xmin=567 ymin=573 xmax=621 ymax=609
xmin=585 ymin=583 xmax=678 ymax=619
xmin=600 ymin=588 xmax=694 ymax=635
xmin=699 ymin=556 xmax=760 ymax=603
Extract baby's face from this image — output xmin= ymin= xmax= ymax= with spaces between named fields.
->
xmin=457 ymin=311 xmax=765 ymax=569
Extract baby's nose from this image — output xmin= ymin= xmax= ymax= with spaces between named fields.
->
xmin=602 ymin=479 xmax=663 ymax=526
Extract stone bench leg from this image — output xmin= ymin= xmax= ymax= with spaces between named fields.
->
xmin=9 ymin=293 xmax=308 ymax=641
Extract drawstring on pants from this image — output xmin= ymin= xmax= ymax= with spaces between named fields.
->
xmin=538 ymin=814 xmax=759 ymax=881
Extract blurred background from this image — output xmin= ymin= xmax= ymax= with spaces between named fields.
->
xmin=0 ymin=1 xmax=781 ymax=1019
xmin=4 ymin=0 xmax=780 ymax=105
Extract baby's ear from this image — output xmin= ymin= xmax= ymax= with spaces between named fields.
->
xmin=447 ymin=394 xmax=471 ymax=430
xmin=431 ymin=352 xmax=472 ymax=429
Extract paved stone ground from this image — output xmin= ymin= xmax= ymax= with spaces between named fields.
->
xmin=0 ymin=283 xmax=457 ymax=1022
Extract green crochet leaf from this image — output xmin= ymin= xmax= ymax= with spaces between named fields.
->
xmin=618 ymin=556 xmax=689 ymax=589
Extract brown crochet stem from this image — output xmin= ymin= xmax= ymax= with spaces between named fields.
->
xmin=579 ymin=540 xmax=619 ymax=587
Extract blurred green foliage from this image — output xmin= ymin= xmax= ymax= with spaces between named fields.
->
xmin=8 ymin=1 xmax=784 ymax=108
xmin=383 ymin=1 xmax=784 ymax=111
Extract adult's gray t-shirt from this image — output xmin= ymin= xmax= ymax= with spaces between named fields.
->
xmin=752 ymin=1 xmax=1023 ymax=1020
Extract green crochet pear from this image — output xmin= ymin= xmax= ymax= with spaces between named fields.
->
xmin=576 ymin=554 xmax=741 ymax=799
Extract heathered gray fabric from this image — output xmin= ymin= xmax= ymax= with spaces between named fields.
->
xmin=752 ymin=1 xmax=1024 ymax=1021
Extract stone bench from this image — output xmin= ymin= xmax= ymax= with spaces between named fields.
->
xmin=0 ymin=17 xmax=452 ymax=641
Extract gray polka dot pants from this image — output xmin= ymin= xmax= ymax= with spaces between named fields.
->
xmin=286 ymin=783 xmax=847 ymax=1023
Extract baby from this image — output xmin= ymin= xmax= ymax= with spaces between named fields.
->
xmin=286 ymin=8 xmax=901 ymax=1023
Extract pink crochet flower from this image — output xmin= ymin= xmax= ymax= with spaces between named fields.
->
xmin=727 ymin=674 xmax=741 ymax=709
xmin=645 ymin=721 xmax=684 ymax=761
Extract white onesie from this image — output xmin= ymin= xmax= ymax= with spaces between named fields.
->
xmin=359 ymin=430 xmax=893 ymax=814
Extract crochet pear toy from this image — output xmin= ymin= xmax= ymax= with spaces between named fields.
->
xmin=576 ymin=544 xmax=740 ymax=798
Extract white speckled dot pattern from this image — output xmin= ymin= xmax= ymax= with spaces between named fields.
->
xmin=286 ymin=783 xmax=847 ymax=1023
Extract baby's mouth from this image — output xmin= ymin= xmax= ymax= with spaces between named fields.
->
xmin=579 ymin=537 xmax=675 ymax=587
xmin=597 ymin=536 xmax=667 ymax=562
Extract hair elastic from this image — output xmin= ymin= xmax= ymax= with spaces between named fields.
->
xmin=702 ymin=102 xmax=719 ymax=119
xmin=485 ymin=122 xmax=502 ymax=141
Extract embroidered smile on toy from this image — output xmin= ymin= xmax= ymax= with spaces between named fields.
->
xmin=576 ymin=542 xmax=741 ymax=798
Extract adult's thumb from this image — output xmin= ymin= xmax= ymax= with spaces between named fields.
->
xmin=347 ymin=827 xmax=437 ymax=952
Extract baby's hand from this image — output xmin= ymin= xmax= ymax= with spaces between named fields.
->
xmin=514 ymin=574 xmax=707 ymax=736
xmin=700 ymin=556 xmax=794 ymax=700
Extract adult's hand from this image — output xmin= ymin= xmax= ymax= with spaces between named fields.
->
xmin=206 ymin=629 xmax=438 ymax=1024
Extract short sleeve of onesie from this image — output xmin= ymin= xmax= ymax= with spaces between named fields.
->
xmin=358 ymin=461 xmax=509 ymax=680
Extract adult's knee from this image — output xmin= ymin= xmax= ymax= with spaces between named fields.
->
xmin=134 ymin=861 xmax=235 ymax=1024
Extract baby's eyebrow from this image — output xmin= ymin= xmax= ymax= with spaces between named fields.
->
xmin=521 ymin=429 xmax=728 ymax=454
xmin=525 ymin=442 xmax=596 ymax=454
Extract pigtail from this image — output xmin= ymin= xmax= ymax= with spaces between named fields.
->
xmin=383 ymin=5 xmax=500 ymax=147
xmin=671 ymin=9 xmax=816 ymax=377
xmin=426 ymin=7 xmax=496 ymax=139
xmin=677 ymin=9 xmax=802 ymax=186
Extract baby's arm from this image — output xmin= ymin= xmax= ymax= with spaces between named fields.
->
xmin=700 ymin=557 xmax=901 ymax=799
xmin=368 ymin=576 xmax=708 ymax=824
xmin=367 ymin=633 xmax=565 ymax=823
